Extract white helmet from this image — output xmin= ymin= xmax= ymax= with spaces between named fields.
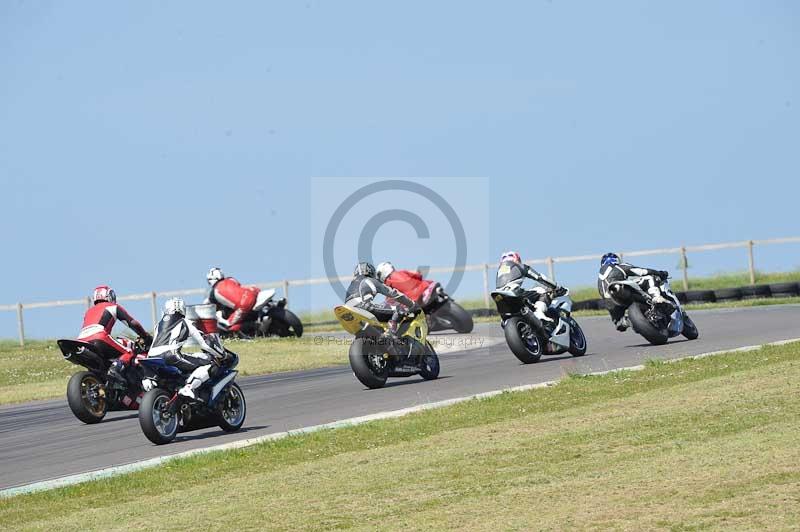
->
xmin=376 ymin=261 xmax=395 ymax=282
xmin=164 ymin=297 xmax=186 ymax=316
xmin=207 ymin=267 xmax=224 ymax=285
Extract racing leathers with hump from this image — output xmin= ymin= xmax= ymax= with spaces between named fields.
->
xmin=147 ymin=298 xmax=227 ymax=400
xmin=597 ymin=253 xmax=670 ymax=331
xmin=496 ymin=251 xmax=563 ymax=325
xmin=205 ymin=267 xmax=258 ymax=332
xmin=376 ymin=263 xmax=434 ymax=305
xmin=345 ymin=262 xmax=418 ymax=334
xmin=78 ymin=285 xmax=153 ymax=380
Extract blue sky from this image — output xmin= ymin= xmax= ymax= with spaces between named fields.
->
xmin=1 ymin=1 xmax=798 ymax=338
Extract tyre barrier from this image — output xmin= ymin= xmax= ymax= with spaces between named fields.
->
xmin=713 ymin=288 xmax=743 ymax=302
xmin=740 ymin=285 xmax=772 ymax=299
xmin=683 ymin=290 xmax=717 ymax=303
xmin=769 ymin=282 xmax=800 ymax=297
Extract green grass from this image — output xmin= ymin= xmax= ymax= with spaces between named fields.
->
xmin=0 ymin=337 xmax=349 ymax=405
xmin=3 ymin=341 xmax=799 ymax=530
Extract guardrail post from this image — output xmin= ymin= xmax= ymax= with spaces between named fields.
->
xmin=747 ymin=240 xmax=756 ymax=285
xmin=482 ymin=263 xmax=491 ymax=308
xmin=546 ymin=257 xmax=555 ymax=282
xmin=150 ymin=292 xmax=158 ymax=331
xmin=16 ymin=303 xmax=25 ymax=347
xmin=680 ymin=246 xmax=689 ymax=291
xmin=283 ymin=280 xmax=290 ymax=301
xmin=86 ymin=296 xmax=92 ymax=309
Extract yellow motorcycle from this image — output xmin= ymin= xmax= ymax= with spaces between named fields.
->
xmin=334 ymin=304 xmax=440 ymax=389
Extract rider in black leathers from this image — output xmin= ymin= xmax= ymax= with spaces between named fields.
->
xmin=597 ymin=252 xmax=670 ymax=331
xmin=496 ymin=251 xmax=564 ymax=326
xmin=345 ymin=262 xmax=419 ymax=334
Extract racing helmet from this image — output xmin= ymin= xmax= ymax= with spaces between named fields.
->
xmin=93 ymin=285 xmax=116 ymax=304
xmin=601 ymin=253 xmax=620 ymax=267
xmin=207 ymin=267 xmax=224 ymax=285
xmin=499 ymin=251 xmax=522 ymax=264
xmin=353 ymin=262 xmax=376 ymax=278
xmin=376 ymin=261 xmax=395 ymax=282
xmin=164 ymin=297 xmax=186 ymax=316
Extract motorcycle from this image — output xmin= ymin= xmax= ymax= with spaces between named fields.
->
xmin=211 ymin=288 xmax=303 ymax=338
xmin=420 ymin=283 xmax=474 ymax=334
xmin=491 ymin=283 xmax=587 ymax=364
xmin=334 ymin=304 xmax=440 ymax=389
xmin=605 ymin=277 xmax=699 ymax=345
xmin=137 ymin=343 xmax=246 ymax=445
xmin=58 ymin=337 xmax=149 ymax=424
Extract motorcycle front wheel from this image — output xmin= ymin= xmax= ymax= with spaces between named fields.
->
xmin=682 ymin=313 xmax=700 ymax=340
xmin=568 ymin=318 xmax=587 ymax=357
xmin=419 ymin=342 xmax=440 ymax=380
xmin=349 ymin=337 xmax=389 ymax=389
xmin=504 ymin=317 xmax=544 ymax=364
xmin=217 ymin=382 xmax=247 ymax=432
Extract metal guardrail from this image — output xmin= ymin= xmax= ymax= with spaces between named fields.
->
xmin=3 ymin=236 xmax=799 ymax=346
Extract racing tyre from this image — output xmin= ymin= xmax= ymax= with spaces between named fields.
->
xmin=268 ymin=309 xmax=304 ymax=338
xmin=217 ymin=382 xmax=247 ymax=432
xmin=419 ymin=342 xmax=440 ymax=380
xmin=444 ymin=301 xmax=474 ymax=333
xmin=504 ymin=317 xmax=544 ymax=364
xmin=349 ymin=338 xmax=388 ymax=389
xmin=682 ymin=313 xmax=699 ymax=340
xmin=139 ymin=388 xmax=179 ymax=445
xmin=628 ymin=303 xmax=669 ymax=345
xmin=567 ymin=318 xmax=587 ymax=357
xmin=66 ymin=371 xmax=108 ymax=424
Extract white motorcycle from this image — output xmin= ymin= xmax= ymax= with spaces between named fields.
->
xmin=605 ymin=277 xmax=699 ymax=345
xmin=492 ymin=283 xmax=587 ymax=364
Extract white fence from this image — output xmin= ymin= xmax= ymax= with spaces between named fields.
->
xmin=3 ymin=236 xmax=799 ymax=346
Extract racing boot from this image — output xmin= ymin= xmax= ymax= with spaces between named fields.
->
xmin=178 ymin=366 xmax=211 ymax=401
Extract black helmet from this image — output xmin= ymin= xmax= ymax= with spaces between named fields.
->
xmin=601 ymin=252 xmax=620 ymax=267
xmin=354 ymin=262 xmax=376 ymax=278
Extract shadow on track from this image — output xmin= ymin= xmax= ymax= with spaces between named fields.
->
xmin=173 ymin=425 xmax=270 ymax=444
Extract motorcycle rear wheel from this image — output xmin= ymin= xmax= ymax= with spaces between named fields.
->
xmin=139 ymin=388 xmax=179 ymax=445
xmin=628 ymin=303 xmax=669 ymax=345
xmin=67 ymin=371 xmax=108 ymax=424
xmin=349 ymin=338 xmax=388 ymax=389
xmin=504 ymin=317 xmax=544 ymax=364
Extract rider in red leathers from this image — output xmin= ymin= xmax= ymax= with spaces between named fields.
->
xmin=78 ymin=285 xmax=152 ymax=379
xmin=376 ymin=262 xmax=437 ymax=306
xmin=205 ymin=267 xmax=258 ymax=332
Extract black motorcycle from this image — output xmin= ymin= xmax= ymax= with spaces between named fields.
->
xmin=216 ymin=288 xmax=303 ymax=338
xmin=138 ymin=346 xmax=246 ymax=445
xmin=423 ymin=285 xmax=474 ymax=334
xmin=58 ymin=337 xmax=148 ymax=424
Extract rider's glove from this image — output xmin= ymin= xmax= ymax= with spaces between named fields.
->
xmin=553 ymin=286 xmax=567 ymax=297
xmin=651 ymin=294 xmax=668 ymax=304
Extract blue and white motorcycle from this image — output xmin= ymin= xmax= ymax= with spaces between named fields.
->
xmin=607 ymin=277 xmax=699 ymax=345
xmin=137 ymin=347 xmax=246 ymax=445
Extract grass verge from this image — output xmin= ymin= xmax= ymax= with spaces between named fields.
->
xmin=3 ymin=341 xmax=799 ymax=530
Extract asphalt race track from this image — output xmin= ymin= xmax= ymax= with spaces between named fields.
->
xmin=1 ymin=305 xmax=798 ymax=491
